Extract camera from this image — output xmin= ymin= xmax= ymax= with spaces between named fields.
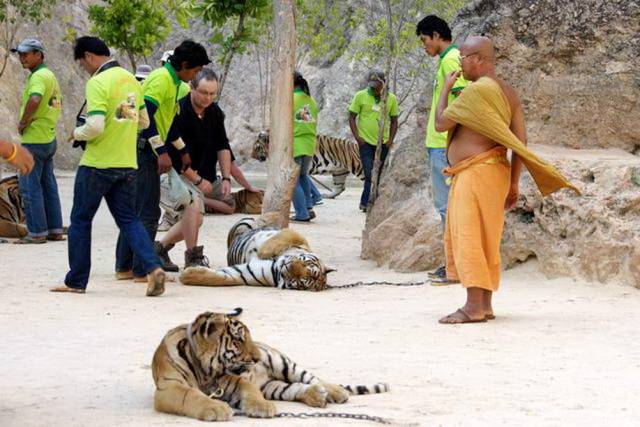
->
xmin=73 ymin=114 xmax=87 ymax=150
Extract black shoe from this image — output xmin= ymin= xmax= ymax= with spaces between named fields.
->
xmin=154 ymin=241 xmax=179 ymax=272
xmin=308 ymin=209 xmax=316 ymax=220
xmin=184 ymin=245 xmax=210 ymax=268
xmin=428 ymin=265 xmax=447 ymax=279
xmin=359 ymin=204 xmax=367 ymax=213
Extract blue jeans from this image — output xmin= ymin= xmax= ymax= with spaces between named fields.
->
xmin=115 ymin=145 xmax=161 ymax=276
xmin=359 ymin=143 xmax=389 ymax=207
xmin=427 ymin=147 xmax=450 ymax=227
xmin=292 ymin=156 xmax=313 ymax=220
xmin=309 ymin=179 xmax=322 ymax=205
xmin=65 ymin=166 xmax=160 ymax=290
xmin=18 ymin=140 xmax=63 ymax=237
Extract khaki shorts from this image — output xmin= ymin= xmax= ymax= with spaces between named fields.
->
xmin=160 ymin=169 xmax=205 ymax=218
xmin=207 ymin=178 xmax=236 ymax=210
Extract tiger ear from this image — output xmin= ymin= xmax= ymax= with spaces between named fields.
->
xmin=324 ymin=266 xmax=337 ymax=274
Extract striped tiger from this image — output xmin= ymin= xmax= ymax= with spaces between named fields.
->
xmin=152 ymin=309 xmax=389 ymax=421
xmin=0 ymin=175 xmax=27 ymax=238
xmin=180 ymin=217 xmax=334 ymax=291
xmin=252 ymin=131 xmax=363 ymax=198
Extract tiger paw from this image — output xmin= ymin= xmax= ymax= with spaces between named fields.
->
xmin=322 ymin=382 xmax=349 ymax=404
xmin=197 ymin=400 xmax=234 ymax=421
xmin=299 ymin=384 xmax=328 ymax=408
xmin=242 ymin=396 xmax=276 ymax=418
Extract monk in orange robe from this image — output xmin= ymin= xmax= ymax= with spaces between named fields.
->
xmin=434 ymin=36 xmax=579 ymax=324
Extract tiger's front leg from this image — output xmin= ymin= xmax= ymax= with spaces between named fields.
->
xmin=154 ymin=383 xmax=234 ymax=422
xmin=180 ymin=260 xmax=278 ymax=288
xmin=220 ymin=375 xmax=276 ymax=418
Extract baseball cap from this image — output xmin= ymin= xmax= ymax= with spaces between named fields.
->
xmin=160 ymin=50 xmax=173 ymax=64
xmin=11 ymin=38 xmax=45 ymax=54
xmin=135 ymin=64 xmax=152 ymax=80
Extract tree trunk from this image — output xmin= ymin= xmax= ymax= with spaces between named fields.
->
xmin=260 ymin=0 xmax=298 ymax=229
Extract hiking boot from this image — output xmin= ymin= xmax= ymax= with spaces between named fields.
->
xmin=154 ymin=241 xmax=179 ymax=272
xmin=146 ymin=267 xmax=166 ymax=297
xmin=157 ymin=212 xmax=178 ymax=232
xmin=184 ymin=245 xmax=210 ymax=268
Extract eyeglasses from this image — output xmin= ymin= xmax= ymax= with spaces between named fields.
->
xmin=459 ymin=52 xmax=479 ymax=62
xmin=195 ymin=88 xmax=218 ymax=100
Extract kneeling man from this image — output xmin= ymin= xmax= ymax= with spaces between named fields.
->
xmin=435 ymin=36 xmax=579 ymax=323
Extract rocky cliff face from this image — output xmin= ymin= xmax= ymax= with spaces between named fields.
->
xmin=362 ymin=0 xmax=640 ymax=288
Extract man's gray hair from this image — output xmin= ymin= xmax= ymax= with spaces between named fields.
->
xmin=367 ymin=68 xmax=386 ymax=83
xmin=191 ymin=68 xmax=219 ymax=89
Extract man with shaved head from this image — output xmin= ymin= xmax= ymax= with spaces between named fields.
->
xmin=434 ymin=36 xmax=578 ymax=324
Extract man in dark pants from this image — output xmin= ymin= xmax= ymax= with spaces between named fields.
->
xmin=51 ymin=37 xmax=165 ymax=296
xmin=348 ymin=70 xmax=399 ymax=212
xmin=114 ymin=40 xmax=210 ymax=280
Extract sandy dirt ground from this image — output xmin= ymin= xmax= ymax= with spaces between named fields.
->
xmin=1 ymin=172 xmax=639 ymax=427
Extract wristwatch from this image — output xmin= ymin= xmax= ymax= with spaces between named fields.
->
xmin=222 ymin=177 xmax=231 ymax=182
xmin=195 ymin=176 xmax=204 ymax=185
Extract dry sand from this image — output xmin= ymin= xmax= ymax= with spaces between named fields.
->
xmin=1 ymin=173 xmax=639 ymax=427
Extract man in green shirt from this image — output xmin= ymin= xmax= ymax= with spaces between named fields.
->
xmin=51 ymin=36 xmax=165 ymax=296
xmin=348 ymin=70 xmax=399 ymax=212
xmin=11 ymin=38 xmax=64 ymax=244
xmin=115 ymin=41 xmax=210 ymax=278
xmin=417 ymin=15 xmax=469 ymax=283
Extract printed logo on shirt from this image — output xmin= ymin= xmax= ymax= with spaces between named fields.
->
xmin=294 ymin=104 xmax=315 ymax=123
xmin=48 ymin=94 xmax=61 ymax=109
xmin=115 ymin=93 xmax=139 ymax=122
xmin=371 ymin=103 xmax=381 ymax=112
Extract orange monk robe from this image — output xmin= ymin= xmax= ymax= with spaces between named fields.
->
xmin=442 ymin=77 xmax=580 ymax=291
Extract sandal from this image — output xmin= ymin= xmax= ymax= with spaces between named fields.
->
xmin=50 ymin=285 xmax=86 ymax=294
xmin=439 ymin=308 xmax=487 ymax=324
xmin=13 ymin=236 xmax=47 ymax=244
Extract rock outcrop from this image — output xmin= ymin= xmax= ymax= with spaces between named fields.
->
xmin=362 ymin=0 xmax=640 ymax=288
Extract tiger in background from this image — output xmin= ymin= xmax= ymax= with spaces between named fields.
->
xmin=0 ymin=175 xmax=27 ymax=239
xmin=252 ymin=131 xmax=363 ymax=198
xmin=152 ymin=308 xmax=389 ymax=421
xmin=180 ymin=217 xmax=334 ymax=291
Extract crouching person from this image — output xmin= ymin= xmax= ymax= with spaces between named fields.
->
xmin=158 ymin=68 xmax=231 ymax=269
xmin=51 ymin=36 xmax=165 ymax=296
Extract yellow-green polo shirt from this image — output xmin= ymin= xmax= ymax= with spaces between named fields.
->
xmin=293 ymin=89 xmax=318 ymax=157
xmin=80 ymin=66 xmax=143 ymax=169
xmin=426 ymin=44 xmax=469 ymax=148
xmin=348 ymin=88 xmax=399 ymax=146
xmin=20 ymin=64 xmax=62 ymax=144
xmin=177 ymin=81 xmax=190 ymax=100
xmin=142 ymin=63 xmax=181 ymax=141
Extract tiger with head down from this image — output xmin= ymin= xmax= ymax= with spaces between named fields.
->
xmin=180 ymin=217 xmax=334 ymax=291
xmin=152 ymin=309 xmax=389 ymax=421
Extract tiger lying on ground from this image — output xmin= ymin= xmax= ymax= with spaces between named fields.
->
xmin=0 ymin=175 xmax=27 ymax=238
xmin=180 ymin=217 xmax=334 ymax=291
xmin=152 ymin=309 xmax=389 ymax=421
xmin=252 ymin=131 xmax=363 ymax=198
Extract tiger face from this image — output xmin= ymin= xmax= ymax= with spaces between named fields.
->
xmin=189 ymin=309 xmax=259 ymax=376
xmin=252 ymin=131 xmax=270 ymax=161
xmin=282 ymin=253 xmax=334 ymax=291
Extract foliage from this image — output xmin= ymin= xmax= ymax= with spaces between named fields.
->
xmin=88 ymin=0 xmax=173 ymax=69
xmin=0 ymin=0 xmax=55 ymax=77
xmin=195 ymin=0 xmax=271 ymax=96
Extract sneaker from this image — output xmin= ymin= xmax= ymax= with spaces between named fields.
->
xmin=308 ymin=209 xmax=316 ymax=220
xmin=359 ymin=204 xmax=367 ymax=213
xmin=184 ymin=245 xmax=210 ymax=268
xmin=153 ymin=241 xmax=179 ymax=272
xmin=157 ymin=212 xmax=178 ymax=232
xmin=428 ymin=265 xmax=460 ymax=285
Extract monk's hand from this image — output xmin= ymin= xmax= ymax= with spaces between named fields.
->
xmin=444 ymin=71 xmax=460 ymax=92
xmin=505 ymin=184 xmax=519 ymax=210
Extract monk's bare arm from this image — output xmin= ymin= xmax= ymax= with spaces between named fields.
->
xmin=504 ymin=88 xmax=527 ymax=210
xmin=434 ymin=71 xmax=459 ymax=132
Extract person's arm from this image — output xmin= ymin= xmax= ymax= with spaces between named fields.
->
xmin=505 ymin=94 xmax=527 ymax=210
xmin=386 ymin=95 xmax=399 ymax=147
xmin=73 ymin=115 xmax=105 ymax=141
xmin=138 ymin=106 xmax=150 ymax=131
xmin=182 ymin=167 xmax=214 ymax=195
xmin=141 ymin=99 xmax=172 ymax=174
xmin=230 ymin=161 xmax=261 ymax=192
xmin=217 ymin=149 xmax=232 ymax=197
xmin=348 ymin=112 xmax=365 ymax=146
xmin=166 ymin=119 xmax=191 ymax=172
xmin=434 ymin=71 xmax=460 ymax=132
xmin=387 ymin=116 xmax=398 ymax=147
xmin=18 ymin=95 xmax=42 ymax=135
xmin=0 ymin=140 xmax=34 ymax=174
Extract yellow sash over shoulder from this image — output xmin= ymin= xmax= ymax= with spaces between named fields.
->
xmin=444 ymin=77 xmax=580 ymax=196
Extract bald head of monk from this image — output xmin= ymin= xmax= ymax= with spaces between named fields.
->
xmin=459 ymin=36 xmax=496 ymax=82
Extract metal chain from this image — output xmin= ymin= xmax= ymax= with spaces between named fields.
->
xmin=274 ymin=411 xmax=393 ymax=424
xmin=328 ymin=280 xmax=428 ymax=290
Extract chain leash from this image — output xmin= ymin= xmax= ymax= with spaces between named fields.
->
xmin=328 ymin=280 xmax=428 ymax=290
xmin=235 ymin=410 xmax=419 ymax=426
